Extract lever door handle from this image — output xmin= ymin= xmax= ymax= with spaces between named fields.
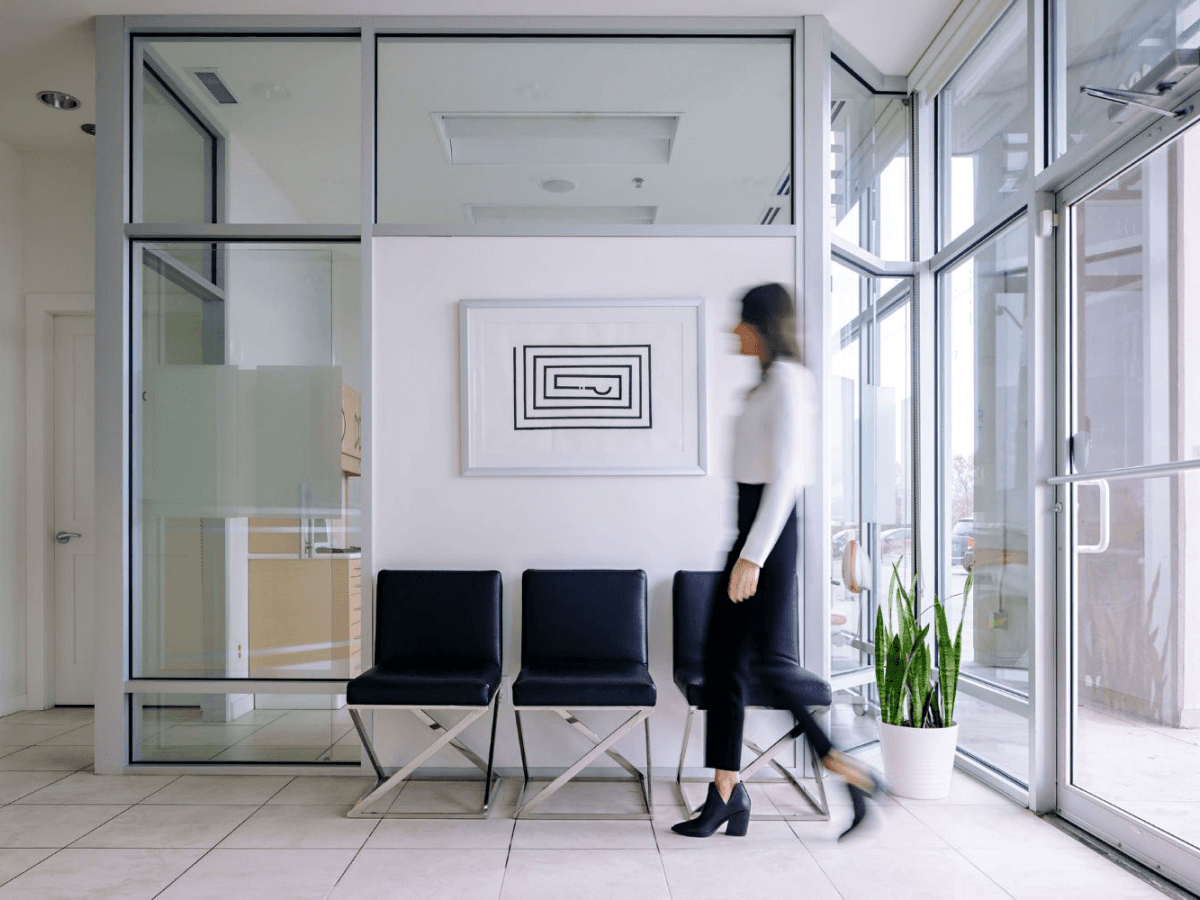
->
xmin=55 ymin=531 xmax=81 ymax=545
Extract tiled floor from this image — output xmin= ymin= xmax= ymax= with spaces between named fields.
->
xmin=0 ymin=707 xmax=1182 ymax=899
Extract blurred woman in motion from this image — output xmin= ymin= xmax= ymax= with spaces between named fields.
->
xmin=672 ymin=282 xmax=879 ymax=842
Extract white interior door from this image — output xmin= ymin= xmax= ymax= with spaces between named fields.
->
xmin=53 ymin=314 xmax=96 ymax=706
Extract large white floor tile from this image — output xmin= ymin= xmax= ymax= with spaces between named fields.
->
xmin=265 ymin=775 xmax=375 ymax=806
xmin=0 ymin=771 xmax=69 ymax=804
xmin=0 ymin=850 xmax=55 ymax=886
xmin=389 ymin=778 xmax=509 ymax=816
xmin=142 ymin=775 xmax=292 ymax=805
xmin=0 ymin=804 xmax=127 ymax=847
xmin=365 ymin=815 xmax=515 ymax=849
xmin=0 ymin=745 xmax=93 ymax=771
xmin=889 ymin=770 xmax=1017 ymax=807
xmin=328 ymin=848 xmax=507 ymax=900
xmin=0 ymin=722 xmax=85 ymax=745
xmin=661 ymin=844 xmax=841 ymax=900
xmin=791 ymin=797 xmax=948 ymax=849
xmin=0 ymin=709 xmax=93 ymax=727
xmin=74 ymin=804 xmax=259 ymax=849
xmin=155 ymin=848 xmax=357 ymax=900
xmin=905 ymin=800 xmax=1083 ymax=849
xmin=217 ymin=804 xmax=377 ymax=849
xmin=38 ymin=724 xmax=95 ymax=746
xmin=655 ymin=816 xmax=805 ymax=850
xmin=501 ymin=849 xmax=669 ymax=900
xmin=0 ymin=848 xmax=202 ymax=900
xmin=15 ymin=773 xmax=176 ymax=805
xmin=806 ymin=845 xmax=1013 ymax=900
xmin=960 ymin=844 xmax=1169 ymax=899
xmin=512 ymin=819 xmax=656 ymax=849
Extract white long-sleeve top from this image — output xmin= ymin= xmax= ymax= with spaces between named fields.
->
xmin=732 ymin=358 xmax=816 ymax=567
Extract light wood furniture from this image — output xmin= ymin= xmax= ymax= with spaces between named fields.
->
xmin=341 ymin=384 xmax=362 ymax=475
xmin=247 ymin=553 xmax=362 ymax=677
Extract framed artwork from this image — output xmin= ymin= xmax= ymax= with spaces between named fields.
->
xmin=459 ymin=298 xmax=707 ymax=475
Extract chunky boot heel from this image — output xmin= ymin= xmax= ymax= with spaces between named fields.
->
xmin=671 ymin=782 xmax=752 ymax=838
xmin=724 ymin=809 xmax=750 ymax=837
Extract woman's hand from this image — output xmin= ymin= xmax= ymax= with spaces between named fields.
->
xmin=728 ymin=557 xmax=761 ymax=603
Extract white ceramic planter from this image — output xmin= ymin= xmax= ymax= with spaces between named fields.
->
xmin=878 ymin=722 xmax=959 ymax=799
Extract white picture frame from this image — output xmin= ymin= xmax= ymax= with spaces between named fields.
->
xmin=459 ymin=298 xmax=708 ymax=475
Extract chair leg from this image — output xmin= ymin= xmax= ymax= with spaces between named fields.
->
xmin=483 ymin=693 xmax=500 ymax=811
xmin=514 ymin=708 xmax=530 ymax=810
xmin=347 ymin=706 xmax=488 ymax=818
xmin=674 ymin=708 xmax=695 ymax=811
xmin=643 ymin=715 xmax=654 ymax=816
xmin=515 ymin=708 xmax=652 ymax=819
xmin=349 ymin=709 xmax=386 ymax=781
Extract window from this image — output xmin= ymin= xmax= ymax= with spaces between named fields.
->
xmin=376 ymin=37 xmax=793 ymax=226
xmin=938 ymin=0 xmax=1029 ymax=245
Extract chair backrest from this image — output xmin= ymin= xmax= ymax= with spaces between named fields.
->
xmin=374 ymin=569 xmax=502 ymax=668
xmin=672 ymin=569 xmax=799 ymax=667
xmin=521 ymin=569 xmax=648 ymax=666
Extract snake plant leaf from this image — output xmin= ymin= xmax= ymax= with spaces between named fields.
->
xmin=905 ymin=627 xmax=931 ymax=727
xmin=884 ymin=633 xmax=907 ymax=725
xmin=934 ymin=596 xmax=955 ymax=728
xmin=875 ymin=604 xmax=888 ymax=714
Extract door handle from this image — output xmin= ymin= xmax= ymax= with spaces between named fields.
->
xmin=55 ymin=531 xmax=81 ymax=545
xmin=1075 ymin=479 xmax=1110 ymax=554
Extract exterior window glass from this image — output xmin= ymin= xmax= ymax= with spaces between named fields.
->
xmin=830 ymin=61 xmax=911 ymax=260
xmin=1059 ymin=0 xmax=1200 ymax=160
xmin=939 ymin=0 xmax=1029 ymax=245
xmin=137 ymin=39 xmax=361 ymax=224
xmin=134 ymin=242 xmax=363 ymax=692
xmin=940 ymin=217 xmax=1031 ymax=782
xmin=376 ymin=37 xmax=792 ymax=226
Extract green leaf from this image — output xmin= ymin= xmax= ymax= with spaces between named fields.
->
xmin=875 ymin=604 xmax=888 ymax=716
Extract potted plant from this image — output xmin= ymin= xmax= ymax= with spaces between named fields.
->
xmin=874 ymin=565 xmax=972 ymax=799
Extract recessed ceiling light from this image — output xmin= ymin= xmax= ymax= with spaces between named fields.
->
xmin=37 ymin=91 xmax=80 ymax=111
xmin=81 ymin=124 xmax=96 ymax=136
xmin=540 ymin=178 xmax=576 ymax=193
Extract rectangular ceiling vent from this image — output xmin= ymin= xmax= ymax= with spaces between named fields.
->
xmin=192 ymin=69 xmax=239 ymax=105
xmin=465 ymin=205 xmax=657 ymax=226
xmin=434 ymin=114 xmax=679 ymax=165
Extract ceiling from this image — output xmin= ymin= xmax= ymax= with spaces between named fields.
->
xmin=0 ymin=0 xmax=963 ymax=154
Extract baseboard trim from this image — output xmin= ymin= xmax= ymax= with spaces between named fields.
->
xmin=0 ymin=695 xmax=29 ymax=717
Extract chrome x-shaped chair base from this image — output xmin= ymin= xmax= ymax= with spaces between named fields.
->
xmin=346 ymin=700 xmax=502 ymax=819
xmin=674 ymin=708 xmax=830 ymax=822
xmin=513 ymin=708 xmax=653 ymax=820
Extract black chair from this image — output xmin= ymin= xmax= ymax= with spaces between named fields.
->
xmin=673 ymin=570 xmax=830 ymax=822
xmin=511 ymin=569 xmax=657 ymax=819
xmin=345 ymin=569 xmax=503 ymax=819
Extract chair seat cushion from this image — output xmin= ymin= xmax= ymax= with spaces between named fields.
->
xmin=673 ymin=664 xmax=831 ymax=710
xmin=347 ymin=663 xmax=501 ymax=707
xmin=512 ymin=662 xmax=657 ymax=708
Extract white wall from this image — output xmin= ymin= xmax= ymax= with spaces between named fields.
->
xmin=23 ymin=153 xmax=95 ymax=296
xmin=0 ymin=137 xmax=25 ymax=716
xmin=370 ymin=235 xmax=798 ymax=770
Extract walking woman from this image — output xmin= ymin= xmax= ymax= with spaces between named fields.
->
xmin=672 ymin=282 xmax=879 ymax=842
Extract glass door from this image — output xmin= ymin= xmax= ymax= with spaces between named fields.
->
xmin=1058 ymin=120 xmax=1200 ymax=892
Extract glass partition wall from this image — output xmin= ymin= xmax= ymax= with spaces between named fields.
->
xmin=129 ymin=35 xmax=364 ymax=765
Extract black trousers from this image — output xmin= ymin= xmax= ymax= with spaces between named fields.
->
xmin=703 ymin=483 xmax=834 ymax=771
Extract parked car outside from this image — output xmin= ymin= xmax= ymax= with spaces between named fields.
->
xmin=880 ymin=526 xmax=912 ymax=558
xmin=951 ymin=516 xmax=974 ymax=567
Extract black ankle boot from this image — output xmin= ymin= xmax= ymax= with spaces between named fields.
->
xmin=837 ymin=771 xmax=879 ymax=842
xmin=671 ymin=782 xmax=751 ymax=838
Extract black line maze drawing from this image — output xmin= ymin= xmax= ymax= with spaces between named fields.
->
xmin=513 ymin=344 xmax=653 ymax=430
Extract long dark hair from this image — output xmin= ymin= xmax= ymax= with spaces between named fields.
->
xmin=739 ymin=282 xmax=801 ymax=372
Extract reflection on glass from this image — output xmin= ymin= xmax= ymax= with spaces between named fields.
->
xmin=830 ymin=61 xmax=911 ymax=260
xmin=831 ymin=264 xmax=913 ymax=681
xmin=941 ymin=217 xmax=1030 ymax=778
xmin=136 ymin=242 xmax=363 ymax=682
xmin=939 ymin=0 xmax=1029 ymax=244
xmin=377 ymin=38 xmax=792 ymax=225
xmin=1060 ymin=0 xmax=1200 ymax=159
xmin=133 ymin=693 xmax=358 ymax=763
xmin=1074 ymin=131 xmax=1193 ymax=471
xmin=141 ymin=67 xmax=214 ymax=224
xmin=1072 ymin=470 xmax=1200 ymax=848
xmin=831 ymin=262 xmax=865 ymax=678
xmin=138 ymin=39 xmax=361 ymax=224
